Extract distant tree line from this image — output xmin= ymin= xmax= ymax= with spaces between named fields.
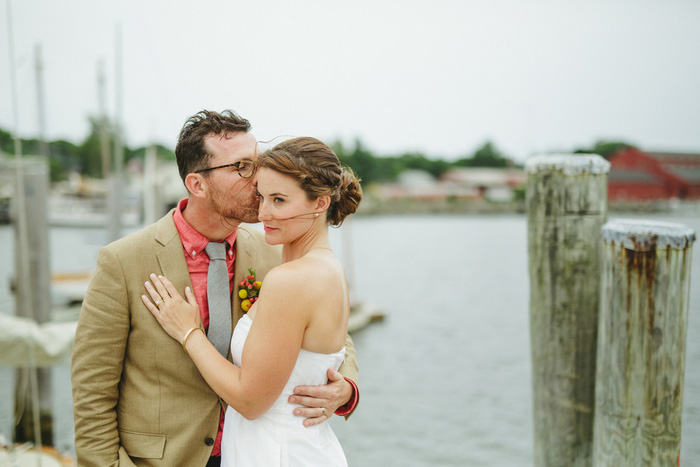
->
xmin=0 ymin=119 xmax=175 ymax=182
xmin=332 ymin=139 xmax=516 ymax=185
xmin=0 ymin=120 xmax=633 ymax=186
xmin=573 ymin=140 xmax=635 ymax=159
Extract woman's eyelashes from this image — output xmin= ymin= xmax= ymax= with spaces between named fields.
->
xmin=255 ymin=191 xmax=284 ymax=204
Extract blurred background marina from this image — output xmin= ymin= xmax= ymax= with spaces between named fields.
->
xmin=2 ymin=0 xmax=700 ymax=465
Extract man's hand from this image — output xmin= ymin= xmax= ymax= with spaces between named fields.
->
xmin=289 ymin=368 xmax=352 ymax=427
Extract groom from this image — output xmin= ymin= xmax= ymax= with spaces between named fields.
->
xmin=71 ymin=110 xmax=359 ymax=467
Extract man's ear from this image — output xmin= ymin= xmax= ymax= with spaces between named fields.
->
xmin=315 ymin=195 xmax=331 ymax=214
xmin=185 ymin=173 xmax=207 ymax=198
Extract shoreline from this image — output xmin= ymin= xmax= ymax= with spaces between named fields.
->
xmin=355 ymin=198 xmax=700 ymax=217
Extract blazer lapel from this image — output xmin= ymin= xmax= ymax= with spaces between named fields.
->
xmin=154 ymin=210 xmax=193 ymax=294
xmin=232 ymin=227 xmax=255 ymax=324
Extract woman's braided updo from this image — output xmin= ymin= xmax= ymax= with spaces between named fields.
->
xmin=258 ymin=137 xmax=362 ymax=226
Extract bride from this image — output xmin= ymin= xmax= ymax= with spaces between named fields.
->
xmin=142 ymin=137 xmax=362 ymax=466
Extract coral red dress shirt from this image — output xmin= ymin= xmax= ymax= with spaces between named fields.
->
xmin=173 ymin=198 xmax=236 ymax=456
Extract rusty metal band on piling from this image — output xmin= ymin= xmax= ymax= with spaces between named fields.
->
xmin=593 ymin=219 xmax=696 ymax=466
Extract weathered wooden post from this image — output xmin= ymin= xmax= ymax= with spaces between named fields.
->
xmin=12 ymin=156 xmax=53 ymax=445
xmin=593 ymin=220 xmax=696 ymax=466
xmin=526 ymin=154 xmax=610 ymax=466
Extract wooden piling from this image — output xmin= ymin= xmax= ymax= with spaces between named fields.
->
xmin=12 ymin=157 xmax=53 ymax=445
xmin=526 ymin=154 xmax=610 ymax=467
xmin=593 ymin=220 xmax=696 ymax=466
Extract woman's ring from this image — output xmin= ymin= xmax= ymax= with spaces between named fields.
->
xmin=155 ymin=299 xmax=164 ymax=306
xmin=322 ymin=408 xmax=326 ymax=416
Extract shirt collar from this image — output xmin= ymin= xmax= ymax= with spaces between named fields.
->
xmin=173 ymin=198 xmax=237 ymax=259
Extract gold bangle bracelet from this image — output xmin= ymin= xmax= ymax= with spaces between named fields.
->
xmin=182 ymin=326 xmax=204 ymax=354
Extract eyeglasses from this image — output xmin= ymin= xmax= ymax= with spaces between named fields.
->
xmin=194 ymin=159 xmax=256 ymax=178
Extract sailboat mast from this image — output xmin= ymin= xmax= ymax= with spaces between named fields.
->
xmin=98 ymin=59 xmax=112 ymax=179
xmin=6 ymin=0 xmax=48 ymax=449
xmin=34 ymin=44 xmax=49 ymax=158
xmin=6 ymin=0 xmax=31 ymax=322
xmin=107 ymin=22 xmax=124 ymax=241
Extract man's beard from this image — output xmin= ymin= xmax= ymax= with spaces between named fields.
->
xmin=210 ymin=179 xmax=260 ymax=225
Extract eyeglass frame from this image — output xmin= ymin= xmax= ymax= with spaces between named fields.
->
xmin=194 ymin=159 xmax=257 ymax=178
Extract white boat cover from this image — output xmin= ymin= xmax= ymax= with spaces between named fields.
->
xmin=0 ymin=314 xmax=76 ymax=367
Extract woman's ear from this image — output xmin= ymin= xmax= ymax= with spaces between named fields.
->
xmin=314 ymin=195 xmax=331 ymax=214
xmin=185 ymin=173 xmax=207 ymax=198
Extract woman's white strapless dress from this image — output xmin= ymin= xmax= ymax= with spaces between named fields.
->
xmin=221 ymin=314 xmax=348 ymax=466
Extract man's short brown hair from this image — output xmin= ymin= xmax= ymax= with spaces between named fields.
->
xmin=175 ymin=110 xmax=251 ymax=182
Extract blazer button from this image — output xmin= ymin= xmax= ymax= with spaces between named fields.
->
xmin=205 ymin=437 xmax=214 ymax=446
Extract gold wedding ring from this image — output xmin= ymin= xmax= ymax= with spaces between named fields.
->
xmin=155 ymin=299 xmax=164 ymax=306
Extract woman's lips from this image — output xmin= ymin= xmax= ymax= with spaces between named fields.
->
xmin=263 ymin=226 xmax=277 ymax=232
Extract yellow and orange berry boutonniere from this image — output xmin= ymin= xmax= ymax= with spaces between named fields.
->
xmin=238 ymin=267 xmax=262 ymax=312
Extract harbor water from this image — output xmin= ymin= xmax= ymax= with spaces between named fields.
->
xmin=1 ymin=212 xmax=699 ymax=466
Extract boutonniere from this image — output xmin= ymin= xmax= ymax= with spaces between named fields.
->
xmin=238 ymin=267 xmax=262 ymax=312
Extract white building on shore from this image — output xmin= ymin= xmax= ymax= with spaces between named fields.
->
xmin=375 ymin=167 xmax=526 ymax=203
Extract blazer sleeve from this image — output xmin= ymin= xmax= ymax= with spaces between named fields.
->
xmin=71 ymin=245 xmax=130 ymax=467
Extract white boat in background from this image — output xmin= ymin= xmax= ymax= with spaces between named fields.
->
xmin=0 ymin=439 xmax=75 ymax=467
xmin=48 ymin=194 xmax=141 ymax=228
xmin=0 ymin=314 xmax=77 ymax=368
xmin=348 ymin=301 xmax=385 ymax=333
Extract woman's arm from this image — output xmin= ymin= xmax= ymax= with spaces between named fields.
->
xmin=143 ymin=271 xmax=309 ymax=420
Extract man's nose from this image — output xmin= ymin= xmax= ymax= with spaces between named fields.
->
xmin=258 ymin=201 xmax=270 ymax=221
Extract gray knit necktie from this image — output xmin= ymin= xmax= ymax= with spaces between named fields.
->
xmin=204 ymin=241 xmax=232 ymax=357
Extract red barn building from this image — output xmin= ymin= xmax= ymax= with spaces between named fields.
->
xmin=608 ymin=148 xmax=700 ymax=200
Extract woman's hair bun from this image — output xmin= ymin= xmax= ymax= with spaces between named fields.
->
xmin=328 ymin=167 xmax=363 ymax=226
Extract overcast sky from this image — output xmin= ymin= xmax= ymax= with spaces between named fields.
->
xmin=2 ymin=0 xmax=699 ymax=162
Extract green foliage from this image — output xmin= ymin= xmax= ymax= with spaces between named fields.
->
xmin=49 ymin=139 xmax=81 ymax=159
xmin=513 ymin=186 xmax=526 ymax=201
xmin=48 ymin=157 xmax=68 ymax=182
xmin=0 ymin=117 xmax=166 ymax=181
xmin=77 ymin=117 xmax=109 ymax=177
xmin=335 ymin=139 xmax=379 ymax=184
xmin=129 ymin=144 xmax=176 ymax=162
xmin=47 ymin=140 xmax=79 ymax=181
xmin=73 ymin=116 xmax=167 ymax=177
xmin=334 ymin=139 xmax=458 ymax=184
xmin=0 ymin=127 xmax=13 ymax=153
xmin=574 ymin=140 xmax=635 ymax=160
xmin=455 ymin=141 xmax=509 ymax=168
xmin=393 ymin=153 xmax=451 ymax=179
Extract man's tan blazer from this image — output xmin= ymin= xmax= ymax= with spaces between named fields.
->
xmin=71 ymin=211 xmax=359 ymax=467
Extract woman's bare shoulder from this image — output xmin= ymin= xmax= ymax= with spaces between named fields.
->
xmin=264 ymin=256 xmax=337 ymax=296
